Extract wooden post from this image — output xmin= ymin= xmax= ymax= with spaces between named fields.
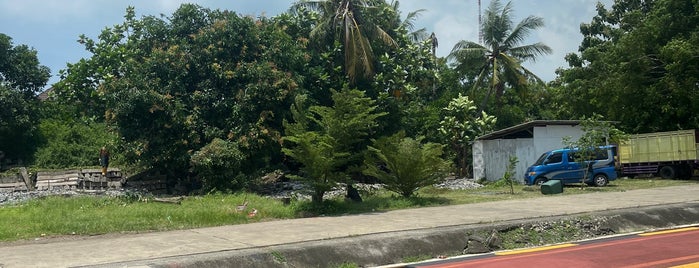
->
xmin=19 ymin=167 xmax=35 ymax=191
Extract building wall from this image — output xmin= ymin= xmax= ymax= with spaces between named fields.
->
xmin=532 ymin=125 xmax=583 ymax=156
xmin=473 ymin=138 xmax=533 ymax=181
xmin=473 ymin=124 xmax=584 ymax=182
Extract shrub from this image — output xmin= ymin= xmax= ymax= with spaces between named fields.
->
xmin=363 ymin=132 xmax=450 ymax=198
xmin=190 ymin=138 xmax=247 ymax=191
xmin=33 ymin=119 xmax=118 ymax=169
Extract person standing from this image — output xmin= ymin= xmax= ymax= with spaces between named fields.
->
xmin=99 ymin=147 xmax=110 ymax=176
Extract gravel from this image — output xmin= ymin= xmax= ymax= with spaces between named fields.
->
xmin=258 ymin=177 xmax=483 ymax=201
xmin=0 ymin=189 xmax=133 ymax=206
xmin=434 ymin=178 xmax=484 ymax=190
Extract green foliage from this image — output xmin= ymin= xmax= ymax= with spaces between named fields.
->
xmin=0 ymin=85 xmax=39 ymax=163
xmin=363 ymin=132 xmax=450 ymax=198
xmin=33 ymin=119 xmax=118 ymax=169
xmin=190 ymin=138 xmax=248 ymax=192
xmin=555 ymin=0 xmax=699 ymax=133
xmin=447 ymin=0 xmax=552 ymax=112
xmin=0 ymin=178 xmax=692 ymax=242
xmin=333 ymin=262 xmax=360 ymax=268
xmin=283 ymin=131 xmax=347 ymax=203
xmin=438 ymin=94 xmax=496 ymax=177
xmin=500 ymin=156 xmax=519 ymax=194
xmin=292 ymin=0 xmax=398 ymax=84
xmin=270 ymin=251 xmax=287 ymax=263
xmin=0 ymin=34 xmax=50 ymax=96
xmin=0 ymin=34 xmax=50 ymax=163
xmin=0 ymin=192 xmax=297 ymax=241
xmin=56 ymin=4 xmax=308 ymax=189
xmin=402 ymin=255 xmax=434 ymax=263
xmin=562 ymin=114 xmax=626 ymax=187
xmin=284 ymin=89 xmax=386 ymax=203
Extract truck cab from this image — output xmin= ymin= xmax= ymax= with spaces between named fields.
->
xmin=524 ymin=146 xmax=618 ymax=186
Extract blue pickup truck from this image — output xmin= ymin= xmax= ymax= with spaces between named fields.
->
xmin=524 ymin=146 xmax=618 ymax=187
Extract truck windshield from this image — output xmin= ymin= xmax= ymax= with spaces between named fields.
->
xmin=533 ymin=153 xmax=549 ymax=165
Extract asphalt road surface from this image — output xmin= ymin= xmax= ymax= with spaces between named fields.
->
xmin=409 ymin=225 xmax=699 ymax=268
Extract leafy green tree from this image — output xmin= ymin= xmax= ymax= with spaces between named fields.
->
xmin=0 ymin=34 xmax=50 ymax=162
xmin=389 ymin=1 xmax=428 ymax=43
xmin=447 ymin=0 xmax=551 ymax=112
xmin=439 ymin=94 xmax=496 ymax=177
xmin=58 ymin=5 xmax=308 ymax=190
xmin=554 ymin=0 xmax=699 ymax=133
xmin=283 ymin=129 xmax=347 ymax=203
xmin=563 ymin=114 xmax=626 ymax=188
xmin=33 ymin=118 xmax=118 ymax=169
xmin=0 ymin=34 xmax=50 ymax=96
xmin=363 ymin=131 xmax=449 ymax=198
xmin=283 ymin=88 xmax=386 ymax=203
xmin=500 ymin=155 xmax=518 ymax=194
xmin=291 ymin=0 xmax=397 ymax=84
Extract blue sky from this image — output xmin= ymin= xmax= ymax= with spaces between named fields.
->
xmin=0 ymin=0 xmax=612 ymax=88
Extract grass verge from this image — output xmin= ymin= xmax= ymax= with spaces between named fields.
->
xmin=0 ymin=177 xmax=695 ymax=242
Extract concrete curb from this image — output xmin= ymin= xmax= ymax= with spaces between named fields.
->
xmin=89 ymin=201 xmax=699 ymax=268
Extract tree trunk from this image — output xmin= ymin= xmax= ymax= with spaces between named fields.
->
xmin=312 ymin=189 xmax=325 ymax=204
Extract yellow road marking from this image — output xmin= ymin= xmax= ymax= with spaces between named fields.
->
xmin=640 ymin=227 xmax=699 ymax=236
xmin=670 ymin=262 xmax=699 ymax=268
xmin=495 ymin=243 xmax=577 ymax=256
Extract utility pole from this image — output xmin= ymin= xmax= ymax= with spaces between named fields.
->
xmin=478 ymin=0 xmax=483 ymax=44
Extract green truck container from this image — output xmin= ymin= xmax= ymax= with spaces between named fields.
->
xmin=618 ymin=129 xmax=699 ymax=179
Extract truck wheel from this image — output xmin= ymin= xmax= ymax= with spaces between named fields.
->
xmin=678 ymin=164 xmax=692 ymax=179
xmin=534 ymin=178 xmax=547 ymax=186
xmin=593 ymin=174 xmax=609 ymax=187
xmin=659 ymin=166 xmax=676 ymax=179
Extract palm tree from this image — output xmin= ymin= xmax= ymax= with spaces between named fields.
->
xmin=448 ymin=0 xmax=552 ymax=111
xmin=291 ymin=0 xmax=397 ymax=83
xmin=389 ymin=1 xmax=428 ymax=43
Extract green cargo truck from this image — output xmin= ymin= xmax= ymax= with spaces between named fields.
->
xmin=618 ymin=129 xmax=699 ymax=179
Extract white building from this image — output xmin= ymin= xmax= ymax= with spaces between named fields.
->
xmin=472 ymin=120 xmax=584 ymax=182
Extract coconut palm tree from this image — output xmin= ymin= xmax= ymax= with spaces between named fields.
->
xmin=291 ymin=0 xmax=397 ymax=83
xmin=389 ymin=1 xmax=428 ymax=43
xmin=448 ymin=0 xmax=552 ymax=111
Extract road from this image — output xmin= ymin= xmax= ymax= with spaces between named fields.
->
xmin=409 ymin=226 xmax=699 ymax=268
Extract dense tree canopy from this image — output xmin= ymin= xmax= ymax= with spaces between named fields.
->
xmin=4 ymin=0 xmax=697 ymax=192
xmin=55 ymin=5 xmax=308 ymax=187
xmin=0 ymin=34 xmax=50 ymax=162
xmin=554 ymin=0 xmax=699 ymax=133
xmin=292 ymin=0 xmax=397 ymax=84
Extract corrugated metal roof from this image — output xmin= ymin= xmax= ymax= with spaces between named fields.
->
xmin=476 ymin=120 xmax=582 ymax=140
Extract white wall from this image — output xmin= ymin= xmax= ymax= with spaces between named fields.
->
xmin=473 ymin=124 xmax=584 ymax=182
xmin=532 ymin=125 xmax=583 ymax=157
xmin=473 ymin=138 xmax=533 ymax=182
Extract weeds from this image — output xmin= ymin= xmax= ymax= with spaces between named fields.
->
xmin=270 ymin=251 xmax=286 ymax=263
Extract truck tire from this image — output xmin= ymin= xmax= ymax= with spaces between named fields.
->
xmin=659 ymin=166 xmax=676 ymax=179
xmin=677 ymin=164 xmax=692 ymax=179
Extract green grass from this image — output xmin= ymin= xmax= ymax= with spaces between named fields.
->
xmin=0 ymin=177 xmax=695 ymax=242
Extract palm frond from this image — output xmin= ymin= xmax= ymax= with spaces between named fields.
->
xmin=509 ymin=42 xmax=552 ymax=62
xmin=402 ymin=9 xmax=426 ymax=31
xmin=482 ymin=0 xmax=513 ymax=45
xmin=290 ymin=0 xmax=318 ymax=11
xmin=503 ymin=15 xmax=545 ymax=49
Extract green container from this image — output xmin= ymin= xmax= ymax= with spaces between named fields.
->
xmin=541 ymin=180 xmax=563 ymax=195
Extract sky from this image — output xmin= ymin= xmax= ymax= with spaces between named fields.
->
xmin=0 ymin=0 xmax=613 ymax=88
